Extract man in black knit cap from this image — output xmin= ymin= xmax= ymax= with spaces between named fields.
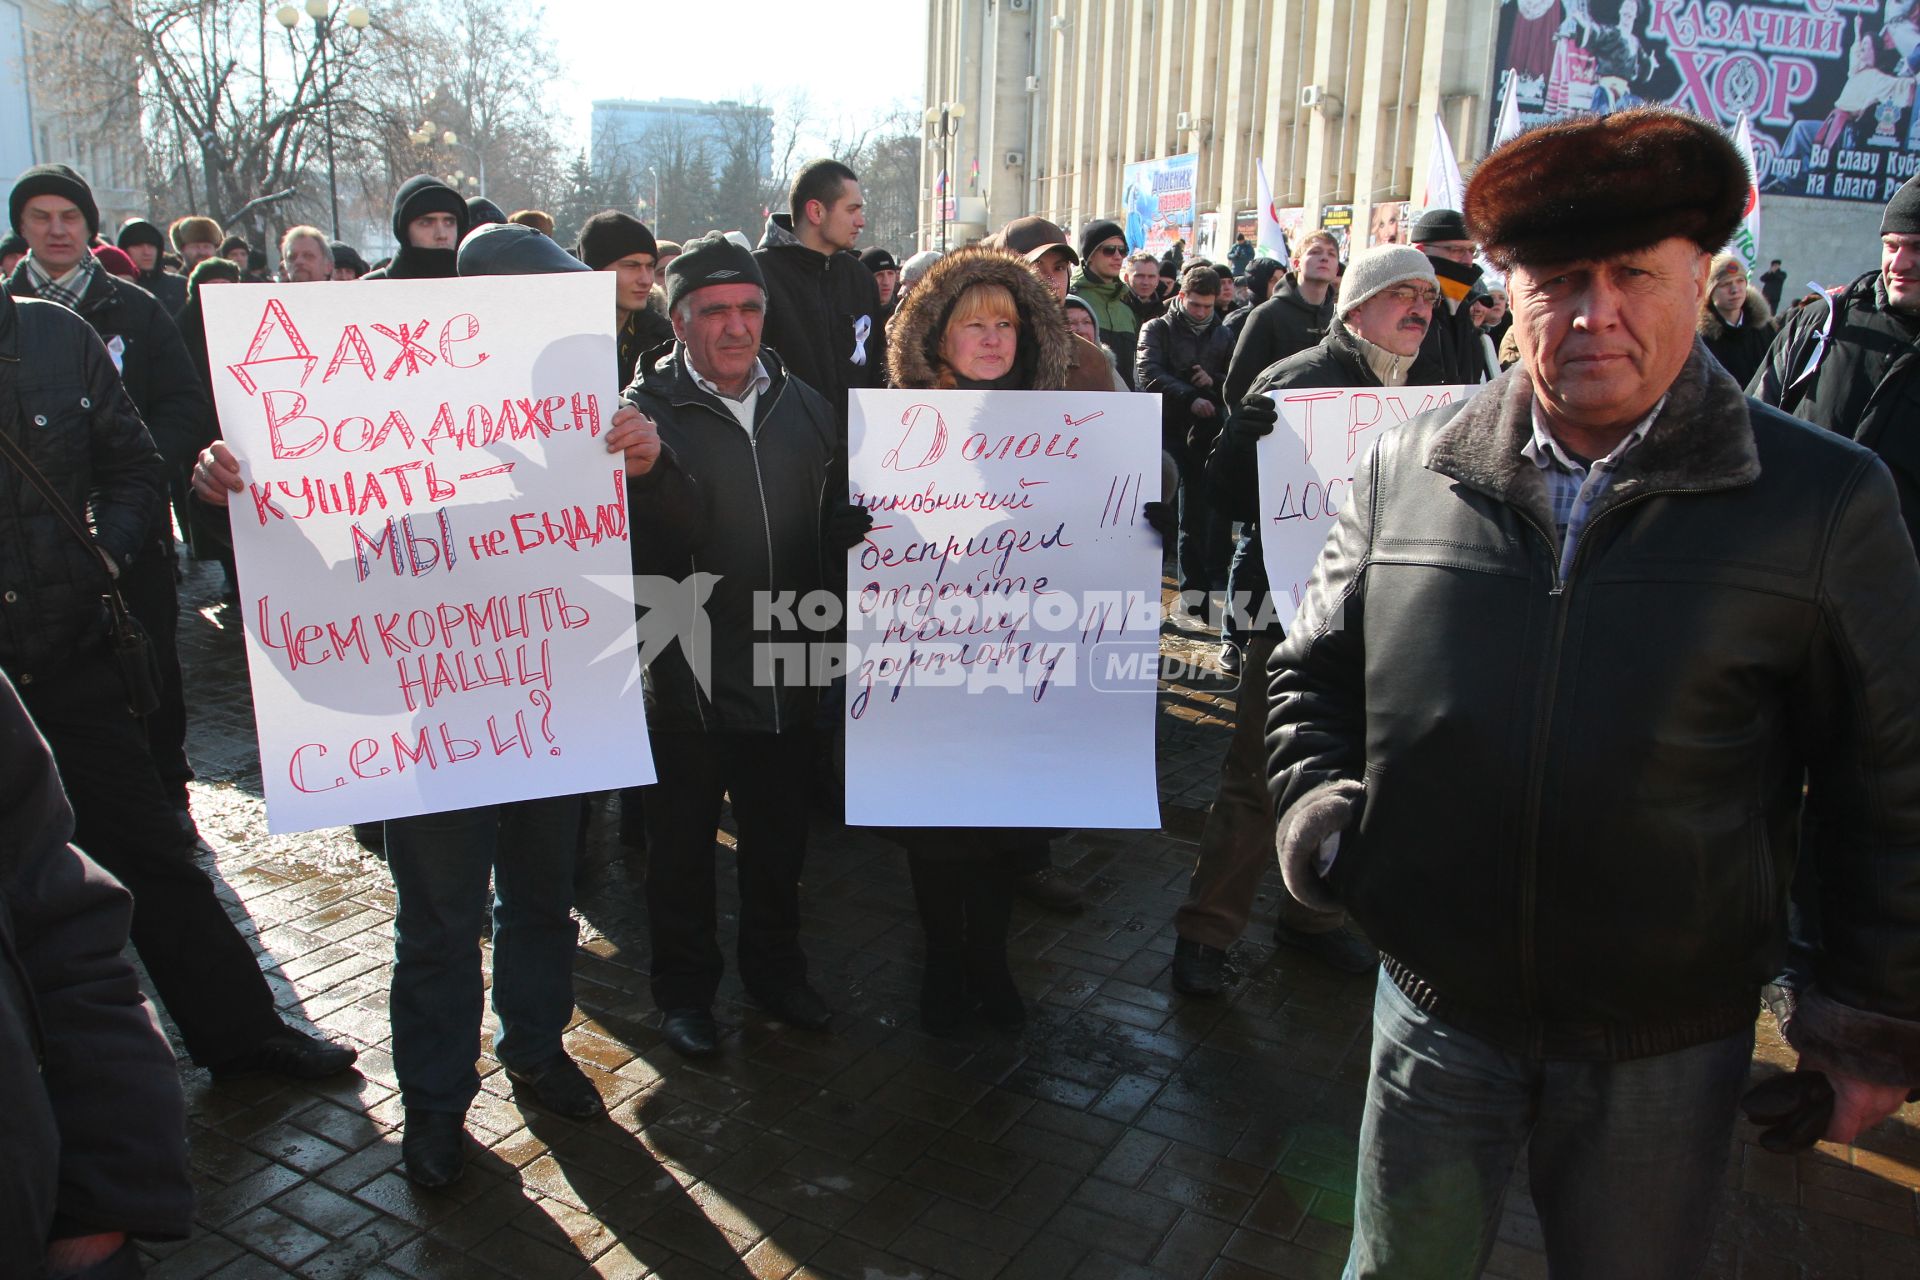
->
xmin=576 ymin=209 xmax=673 ymax=391
xmin=608 ymin=233 xmax=872 ymax=1058
xmin=362 ymin=175 xmax=468 ymax=280
xmin=115 ymin=216 xmax=187 ymax=316
xmin=1753 ymin=171 xmax=1920 ymax=556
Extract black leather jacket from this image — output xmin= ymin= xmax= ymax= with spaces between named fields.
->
xmin=625 ymin=343 xmax=839 ymax=735
xmin=0 ymin=285 xmax=165 ymax=680
xmin=1267 ymin=349 xmax=1920 ymax=1074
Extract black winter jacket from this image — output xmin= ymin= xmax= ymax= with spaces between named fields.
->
xmin=0 ymin=285 xmax=166 ymax=679
xmin=0 ymin=673 xmax=192 ymax=1270
xmin=754 ymin=215 xmax=883 ymax=426
xmin=7 ymin=261 xmax=209 ymax=472
xmin=1267 ymin=348 xmax=1920 ymax=1075
xmin=1416 ymin=257 xmax=1491 ymax=387
xmin=1698 ymin=286 xmax=1777 ymax=390
xmin=135 ymin=267 xmax=187 ymax=319
xmin=1137 ymin=307 xmax=1235 ymax=454
xmin=1750 ymin=270 xmax=1920 ymax=555
xmin=617 ymin=307 xmax=675 ymax=394
xmin=1224 ymin=282 xmax=1335 ymax=406
xmin=625 ymin=344 xmax=839 ymax=735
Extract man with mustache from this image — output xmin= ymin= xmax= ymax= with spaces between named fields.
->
xmin=1170 ymin=243 xmax=1441 ymax=996
xmin=1267 ymin=108 xmax=1920 ymax=1277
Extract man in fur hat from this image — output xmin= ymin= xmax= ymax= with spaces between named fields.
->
xmin=1266 ymin=107 xmax=1920 ymax=1277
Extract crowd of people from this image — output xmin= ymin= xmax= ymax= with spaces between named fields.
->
xmin=7 ymin=99 xmax=1920 ymax=1278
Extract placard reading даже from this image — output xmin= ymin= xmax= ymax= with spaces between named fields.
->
xmin=844 ymin=388 xmax=1163 ymax=830
xmin=200 ymin=274 xmax=651 ymax=834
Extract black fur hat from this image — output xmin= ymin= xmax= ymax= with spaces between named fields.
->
xmin=1465 ymin=108 xmax=1749 ymax=269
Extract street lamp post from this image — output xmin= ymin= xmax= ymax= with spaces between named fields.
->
xmin=647 ymin=166 xmax=660 ymax=234
xmin=441 ymin=130 xmax=486 ymax=194
xmin=923 ymin=102 xmax=965 ymax=252
xmin=276 ymin=1 xmax=370 ymax=239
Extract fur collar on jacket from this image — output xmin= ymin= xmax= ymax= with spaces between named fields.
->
xmin=1425 ymin=342 xmax=1762 ymax=537
xmin=1697 ymin=286 xmax=1773 ymax=341
xmin=887 ymin=247 xmax=1073 ymax=390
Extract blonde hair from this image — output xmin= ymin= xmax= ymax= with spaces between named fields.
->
xmin=934 ymin=283 xmax=1021 ymax=387
xmin=1293 ymin=229 xmax=1341 ymax=265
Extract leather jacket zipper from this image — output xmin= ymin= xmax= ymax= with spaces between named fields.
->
xmin=744 ymin=382 xmax=787 ymax=733
xmin=1512 ymin=490 xmax=1661 ymax=1033
xmin=670 ymin=375 xmax=792 ymax=733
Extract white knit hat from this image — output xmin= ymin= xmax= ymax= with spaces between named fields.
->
xmin=1336 ymin=244 xmax=1439 ymax=316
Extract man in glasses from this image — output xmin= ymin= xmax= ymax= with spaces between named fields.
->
xmin=1171 ymin=244 xmax=1442 ymax=997
xmin=1071 ymin=219 xmax=1144 ymax=386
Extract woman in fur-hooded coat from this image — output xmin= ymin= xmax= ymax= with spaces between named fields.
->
xmin=876 ymin=248 xmax=1075 ymax=1038
xmin=1698 ymin=255 xmax=1778 ymax=389
xmin=887 ymin=245 xmax=1075 ymax=391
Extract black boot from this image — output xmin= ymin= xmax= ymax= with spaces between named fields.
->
xmin=908 ymin=852 xmax=970 ymax=1034
xmin=964 ymin=864 xmax=1024 ymax=1032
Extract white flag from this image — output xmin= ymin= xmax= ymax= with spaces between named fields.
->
xmin=1256 ymin=158 xmax=1289 ymax=263
xmin=1495 ymin=73 xmax=1524 ymax=146
xmin=1728 ymin=114 xmax=1763 ymax=275
xmin=1425 ymin=112 xmax=1466 ymax=211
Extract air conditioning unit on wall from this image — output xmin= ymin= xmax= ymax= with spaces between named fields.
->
xmin=1005 ymin=151 xmax=1025 ymax=167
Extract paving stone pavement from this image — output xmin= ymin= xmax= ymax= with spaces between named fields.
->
xmin=129 ymin=562 xmax=1920 ymax=1279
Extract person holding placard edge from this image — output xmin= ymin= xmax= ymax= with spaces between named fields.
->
xmin=881 ymin=244 xmax=1171 ymax=1033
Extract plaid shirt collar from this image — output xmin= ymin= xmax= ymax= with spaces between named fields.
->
xmin=1521 ymin=396 xmax=1664 ymax=579
xmin=24 ymin=252 xmax=99 ymax=311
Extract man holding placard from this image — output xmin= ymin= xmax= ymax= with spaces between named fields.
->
xmin=1170 ymin=244 xmax=1444 ymax=997
xmin=611 ymin=234 xmax=871 ymax=1058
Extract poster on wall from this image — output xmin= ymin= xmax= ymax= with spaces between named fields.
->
xmin=1492 ymin=0 xmax=1920 ymax=203
xmin=1122 ymin=152 xmax=1198 ymax=255
xmin=1320 ymin=205 xmax=1354 ymax=256
xmin=1369 ymin=201 xmax=1412 ymax=246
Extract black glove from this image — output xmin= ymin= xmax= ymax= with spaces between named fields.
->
xmin=1740 ymin=1070 xmax=1835 ymax=1153
xmin=822 ymin=501 xmax=875 ymax=551
xmin=1141 ymin=500 xmax=1174 ymax=540
xmin=1222 ymin=393 xmax=1278 ymax=448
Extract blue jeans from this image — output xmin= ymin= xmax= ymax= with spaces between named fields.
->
xmin=1347 ymin=972 xmax=1753 ymax=1280
xmin=386 ymin=796 xmax=584 ymax=1114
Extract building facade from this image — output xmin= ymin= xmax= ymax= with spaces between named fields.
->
xmin=925 ymin=0 xmax=1895 ymax=292
xmin=591 ymin=99 xmax=773 ymax=185
xmin=6 ymin=0 xmax=144 ymax=230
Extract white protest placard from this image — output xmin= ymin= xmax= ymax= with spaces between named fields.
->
xmin=200 ymin=274 xmax=651 ymax=834
xmin=1257 ymin=384 xmax=1472 ymax=617
xmin=845 ymin=389 xmax=1163 ymax=829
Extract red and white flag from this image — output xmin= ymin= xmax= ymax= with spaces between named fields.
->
xmin=1728 ymin=114 xmax=1763 ymax=275
xmin=1256 ymin=159 xmax=1289 ymax=263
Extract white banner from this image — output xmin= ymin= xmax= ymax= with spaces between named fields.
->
xmin=200 ymin=274 xmax=651 ymax=834
xmin=1258 ymin=384 xmax=1473 ymax=619
xmin=844 ymin=389 xmax=1163 ymax=829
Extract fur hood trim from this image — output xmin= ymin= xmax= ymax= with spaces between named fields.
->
xmin=1698 ymin=285 xmax=1773 ymax=340
xmin=887 ymin=247 xmax=1072 ymax=390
